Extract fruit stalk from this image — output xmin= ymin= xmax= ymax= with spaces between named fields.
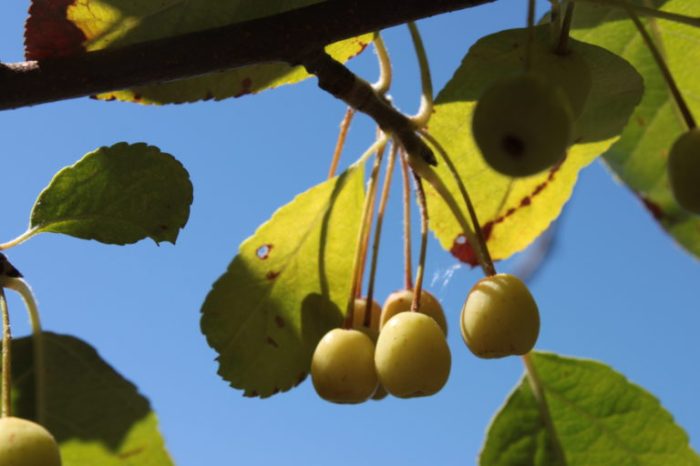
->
xmin=525 ymin=0 xmax=537 ymax=71
xmin=1 ymin=289 xmax=11 ymax=417
xmin=555 ymin=1 xmax=575 ymax=55
xmin=400 ymin=152 xmax=414 ymax=290
xmin=372 ymin=33 xmax=392 ymax=95
xmin=410 ymin=173 xmax=429 ymax=311
xmin=408 ymin=22 xmax=434 ymax=128
xmin=327 ymin=108 xmax=356 ymax=179
xmin=365 ymin=143 xmax=398 ymax=326
xmin=626 ymin=7 xmax=696 ymax=130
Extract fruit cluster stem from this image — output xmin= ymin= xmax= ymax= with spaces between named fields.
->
xmin=372 ymin=33 xmax=392 ymax=95
xmin=555 ymin=2 xmax=575 ymax=55
xmin=410 ymin=173 xmax=430 ymax=311
xmin=1 ymin=289 xmax=11 ymax=417
xmin=365 ymin=143 xmax=398 ymax=325
xmin=626 ymin=8 xmax=696 ymax=130
xmin=328 ymin=107 xmax=356 ymax=179
xmin=522 ymin=353 xmax=568 ymax=465
xmin=346 ymin=136 xmax=387 ymax=325
xmin=400 ymin=152 xmax=414 ymax=290
xmin=408 ymin=22 xmax=434 ymax=128
xmin=420 ymin=131 xmax=497 ymax=276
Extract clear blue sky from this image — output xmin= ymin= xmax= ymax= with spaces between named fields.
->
xmin=1 ymin=2 xmax=699 ymax=465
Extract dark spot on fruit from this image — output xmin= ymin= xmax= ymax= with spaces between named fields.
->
xmin=274 ymin=316 xmax=285 ymax=328
xmin=256 ymin=244 xmax=273 ymax=260
xmin=266 ymin=270 xmax=280 ymax=280
xmin=502 ymin=134 xmax=526 ymax=158
xmin=266 ymin=336 xmax=279 ymax=348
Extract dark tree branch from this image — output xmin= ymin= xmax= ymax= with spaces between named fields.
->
xmin=0 ymin=0 xmax=494 ymax=111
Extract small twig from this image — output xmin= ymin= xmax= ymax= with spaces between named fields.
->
xmin=626 ymin=8 xmax=696 ymax=130
xmin=410 ymin=172 xmax=429 ymax=311
xmin=400 ymin=151 xmax=414 ymax=290
xmin=407 ymin=22 xmax=434 ymax=128
xmin=522 ymin=353 xmax=568 ymax=465
xmin=1 ymin=289 xmax=11 ymax=418
xmin=372 ymin=33 xmax=392 ymax=95
xmin=301 ymin=50 xmax=437 ymax=166
xmin=327 ymin=108 xmax=356 ymax=179
xmin=365 ymin=143 xmax=398 ymax=326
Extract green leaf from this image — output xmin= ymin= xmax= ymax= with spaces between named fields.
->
xmin=570 ymin=0 xmax=700 ymax=258
xmin=30 ymin=142 xmax=193 ymax=245
xmin=2 ymin=332 xmax=173 ymax=466
xmin=481 ymin=352 xmax=700 ymax=466
xmin=200 ymin=163 xmax=365 ymax=397
xmin=427 ymin=26 xmax=643 ymax=264
xmin=25 ymin=0 xmax=372 ymax=104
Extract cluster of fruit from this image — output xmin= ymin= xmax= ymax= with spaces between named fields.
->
xmin=311 ymin=273 xmax=540 ymax=404
xmin=0 ymin=416 xmax=62 ymax=466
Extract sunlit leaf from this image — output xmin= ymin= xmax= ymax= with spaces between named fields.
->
xmin=570 ymin=0 xmax=700 ymax=258
xmin=2 ymin=333 xmax=173 ymax=466
xmin=427 ymin=26 xmax=643 ymax=264
xmin=200 ymin=163 xmax=365 ymax=397
xmin=25 ymin=0 xmax=372 ymax=104
xmin=481 ymin=352 xmax=700 ymax=466
xmin=30 ymin=142 xmax=193 ymax=245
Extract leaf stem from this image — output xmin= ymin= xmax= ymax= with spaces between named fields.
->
xmin=372 ymin=33 xmax=392 ymax=95
xmin=2 ymin=264 xmax=50 ymax=424
xmin=625 ymin=7 xmax=696 ymax=130
xmin=0 ymin=228 xmax=39 ymax=251
xmin=410 ymin=173 xmax=429 ymax=312
xmin=555 ymin=2 xmax=575 ymax=55
xmin=328 ymin=108 xmax=356 ymax=179
xmin=400 ymin=152 xmax=414 ymax=290
xmin=525 ymin=0 xmax=537 ymax=72
xmin=522 ymin=353 xmax=568 ymax=465
xmin=1 ymin=289 xmax=11 ymax=418
xmin=549 ymin=0 xmax=563 ymax=47
xmin=571 ymin=0 xmax=700 ymax=28
xmin=408 ymin=22 xmax=434 ymax=128
xmin=420 ymin=130 xmax=496 ymax=276
xmin=365 ymin=143 xmax=398 ymax=326
xmin=346 ymin=136 xmax=388 ymax=325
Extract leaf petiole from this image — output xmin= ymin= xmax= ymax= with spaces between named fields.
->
xmin=0 ymin=228 xmax=39 ymax=251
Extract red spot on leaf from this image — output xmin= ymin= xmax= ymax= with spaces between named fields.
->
xmin=266 ymin=271 xmax=280 ymax=280
xmin=274 ymin=316 xmax=285 ymax=328
xmin=256 ymin=244 xmax=273 ymax=260
xmin=25 ymin=0 xmax=87 ymax=60
xmin=266 ymin=336 xmax=279 ymax=348
xmin=235 ymin=78 xmax=253 ymax=98
xmin=450 ymin=160 xmax=565 ymax=266
xmin=640 ymin=195 xmax=664 ymax=220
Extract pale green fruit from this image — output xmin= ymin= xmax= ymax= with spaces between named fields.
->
xmin=472 ymin=74 xmax=574 ymax=177
xmin=375 ymin=312 xmax=451 ymax=398
xmin=668 ymin=129 xmax=700 ymax=215
xmin=380 ymin=289 xmax=448 ymax=335
xmin=461 ymin=273 xmax=540 ymax=358
xmin=533 ymin=49 xmax=592 ymax=119
xmin=0 ymin=417 xmax=62 ymax=466
xmin=311 ymin=328 xmax=378 ymax=404
xmin=352 ymin=297 xmax=382 ymax=342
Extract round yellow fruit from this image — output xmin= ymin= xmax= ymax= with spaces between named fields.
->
xmin=472 ymin=74 xmax=574 ymax=177
xmin=311 ymin=328 xmax=378 ymax=404
xmin=668 ymin=129 xmax=700 ymax=215
xmin=461 ymin=273 xmax=540 ymax=358
xmin=375 ymin=312 xmax=451 ymax=398
xmin=0 ymin=417 xmax=62 ymax=466
xmin=380 ymin=289 xmax=448 ymax=335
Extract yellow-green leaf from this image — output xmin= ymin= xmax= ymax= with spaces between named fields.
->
xmin=200 ymin=164 xmax=365 ymax=397
xmin=571 ymin=0 xmax=700 ymax=258
xmin=427 ymin=26 xmax=643 ymax=264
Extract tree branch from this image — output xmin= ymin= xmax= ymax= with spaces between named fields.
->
xmin=0 ymin=0 xmax=494 ymax=111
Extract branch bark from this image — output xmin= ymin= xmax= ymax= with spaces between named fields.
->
xmin=0 ymin=0 xmax=494 ymax=111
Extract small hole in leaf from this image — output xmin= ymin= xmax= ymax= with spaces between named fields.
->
xmin=256 ymin=244 xmax=273 ymax=260
xmin=455 ymin=235 xmax=467 ymax=245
